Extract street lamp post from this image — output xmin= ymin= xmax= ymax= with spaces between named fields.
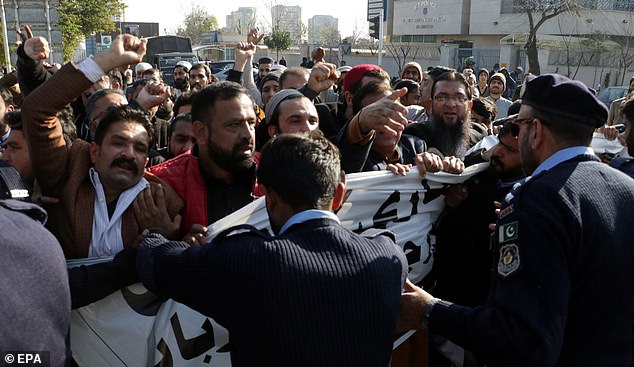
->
xmin=0 ymin=0 xmax=12 ymax=72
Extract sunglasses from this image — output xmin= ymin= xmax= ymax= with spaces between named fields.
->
xmin=510 ymin=117 xmax=534 ymax=137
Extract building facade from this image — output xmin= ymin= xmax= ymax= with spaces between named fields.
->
xmin=272 ymin=5 xmax=303 ymax=44
xmin=225 ymin=7 xmax=258 ymax=36
xmin=383 ymin=0 xmax=634 ymax=86
xmin=308 ymin=15 xmax=339 ymax=45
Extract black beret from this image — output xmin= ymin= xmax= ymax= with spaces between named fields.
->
xmin=522 ymin=74 xmax=608 ymax=128
xmin=258 ymin=57 xmax=273 ymax=65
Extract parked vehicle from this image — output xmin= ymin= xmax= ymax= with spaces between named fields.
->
xmin=211 ymin=61 xmax=258 ymax=82
xmin=142 ymin=36 xmax=198 ymax=86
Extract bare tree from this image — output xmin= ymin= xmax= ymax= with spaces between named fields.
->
xmin=517 ymin=0 xmax=579 ymax=75
xmin=321 ymin=25 xmax=341 ymax=47
xmin=385 ymin=42 xmax=422 ymax=76
xmin=606 ymin=13 xmax=634 ymax=85
xmin=345 ymin=17 xmax=367 ymax=48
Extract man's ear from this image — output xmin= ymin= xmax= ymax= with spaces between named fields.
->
xmin=89 ymin=141 xmax=99 ymax=165
xmin=268 ymin=124 xmax=278 ymax=138
xmin=344 ymin=91 xmax=353 ymax=107
xmin=261 ymin=184 xmax=278 ymax=209
xmin=192 ymin=120 xmax=208 ymax=146
xmin=532 ymin=119 xmax=546 ymax=150
xmin=6 ymin=104 xmax=14 ymax=113
xmin=332 ymin=170 xmax=347 ymax=211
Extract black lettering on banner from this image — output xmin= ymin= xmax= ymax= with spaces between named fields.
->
xmin=395 ymin=191 xmax=420 ymax=223
xmin=171 ymin=313 xmax=216 ymax=360
xmin=422 ymin=232 xmax=435 ymax=264
xmin=372 ymin=191 xmax=401 ymax=229
xmin=122 ymin=286 xmax=166 ymax=316
xmin=402 ymin=241 xmax=421 ymax=270
xmin=421 ymin=180 xmax=447 ymax=204
xmin=155 ymin=338 xmax=173 ymax=367
xmin=216 ymin=342 xmax=231 ymax=353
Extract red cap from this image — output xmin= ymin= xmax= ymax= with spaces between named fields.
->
xmin=343 ymin=64 xmax=383 ymax=92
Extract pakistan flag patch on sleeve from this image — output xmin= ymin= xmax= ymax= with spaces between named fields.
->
xmin=498 ymin=221 xmax=518 ymax=243
xmin=498 ymin=243 xmax=520 ymax=277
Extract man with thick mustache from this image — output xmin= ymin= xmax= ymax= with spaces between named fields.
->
xmin=150 ymin=81 xmax=258 ymax=243
xmin=22 ymin=34 xmax=183 ymax=260
xmin=405 ymin=70 xmax=485 ymax=158
xmin=21 ymin=34 xmax=183 ymax=308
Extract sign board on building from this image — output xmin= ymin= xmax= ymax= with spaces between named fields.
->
xmin=393 ymin=0 xmax=463 ymax=35
xmin=101 ymin=35 xmax=112 ymax=49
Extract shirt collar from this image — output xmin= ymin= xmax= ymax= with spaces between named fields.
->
xmin=532 ymin=146 xmax=595 ymax=177
xmin=279 ymin=209 xmax=340 ymax=235
xmin=1 ymin=127 xmax=11 ymax=145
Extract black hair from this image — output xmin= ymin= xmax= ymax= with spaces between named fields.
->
xmin=257 ymin=131 xmax=340 ymax=210
xmin=169 ymin=113 xmax=192 ymax=138
xmin=431 ymin=70 xmax=472 ymax=100
xmin=394 ymin=79 xmax=419 ymax=93
xmin=191 ymin=81 xmax=250 ymax=125
xmin=94 ymin=105 xmax=154 ymax=151
xmin=279 ymin=67 xmax=309 ymax=89
xmin=471 ymin=97 xmax=496 ymax=123
xmin=191 ymin=63 xmax=211 ymax=78
xmin=86 ymin=89 xmax=126 ymax=122
xmin=173 ymin=90 xmax=196 ymax=116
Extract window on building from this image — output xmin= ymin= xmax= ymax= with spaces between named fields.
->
xmin=500 ymin=0 xmax=522 ymax=14
xmin=500 ymin=0 xmax=573 ymax=14
xmin=392 ymin=35 xmax=437 ymax=44
xmin=579 ymin=0 xmax=598 ymax=9
xmin=613 ymin=0 xmax=634 ymax=11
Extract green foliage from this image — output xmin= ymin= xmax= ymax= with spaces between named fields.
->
xmin=264 ymin=27 xmax=292 ymax=60
xmin=176 ymin=5 xmax=218 ymax=45
xmin=58 ymin=0 xmax=126 ymax=61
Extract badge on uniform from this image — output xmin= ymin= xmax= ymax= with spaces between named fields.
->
xmin=498 ymin=243 xmax=520 ymax=277
xmin=498 ymin=204 xmax=514 ymax=220
xmin=498 ymin=221 xmax=518 ymax=243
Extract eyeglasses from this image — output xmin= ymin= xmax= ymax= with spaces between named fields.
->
xmin=433 ymin=94 xmax=467 ymax=103
xmin=510 ymin=117 xmax=534 ymax=137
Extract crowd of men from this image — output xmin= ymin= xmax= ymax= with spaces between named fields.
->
xmin=1 ymin=26 xmax=633 ymax=367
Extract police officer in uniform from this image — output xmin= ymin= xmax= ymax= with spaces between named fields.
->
xmin=398 ymin=74 xmax=634 ymax=366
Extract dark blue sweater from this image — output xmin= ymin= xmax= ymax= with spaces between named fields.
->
xmin=138 ymin=218 xmax=408 ymax=367
xmin=429 ymin=155 xmax=634 ymax=366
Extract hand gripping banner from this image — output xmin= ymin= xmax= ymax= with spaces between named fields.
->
xmin=70 ymin=163 xmax=488 ymax=366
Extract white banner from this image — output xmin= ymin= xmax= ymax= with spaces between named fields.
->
xmin=70 ymin=163 xmax=488 ymax=366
